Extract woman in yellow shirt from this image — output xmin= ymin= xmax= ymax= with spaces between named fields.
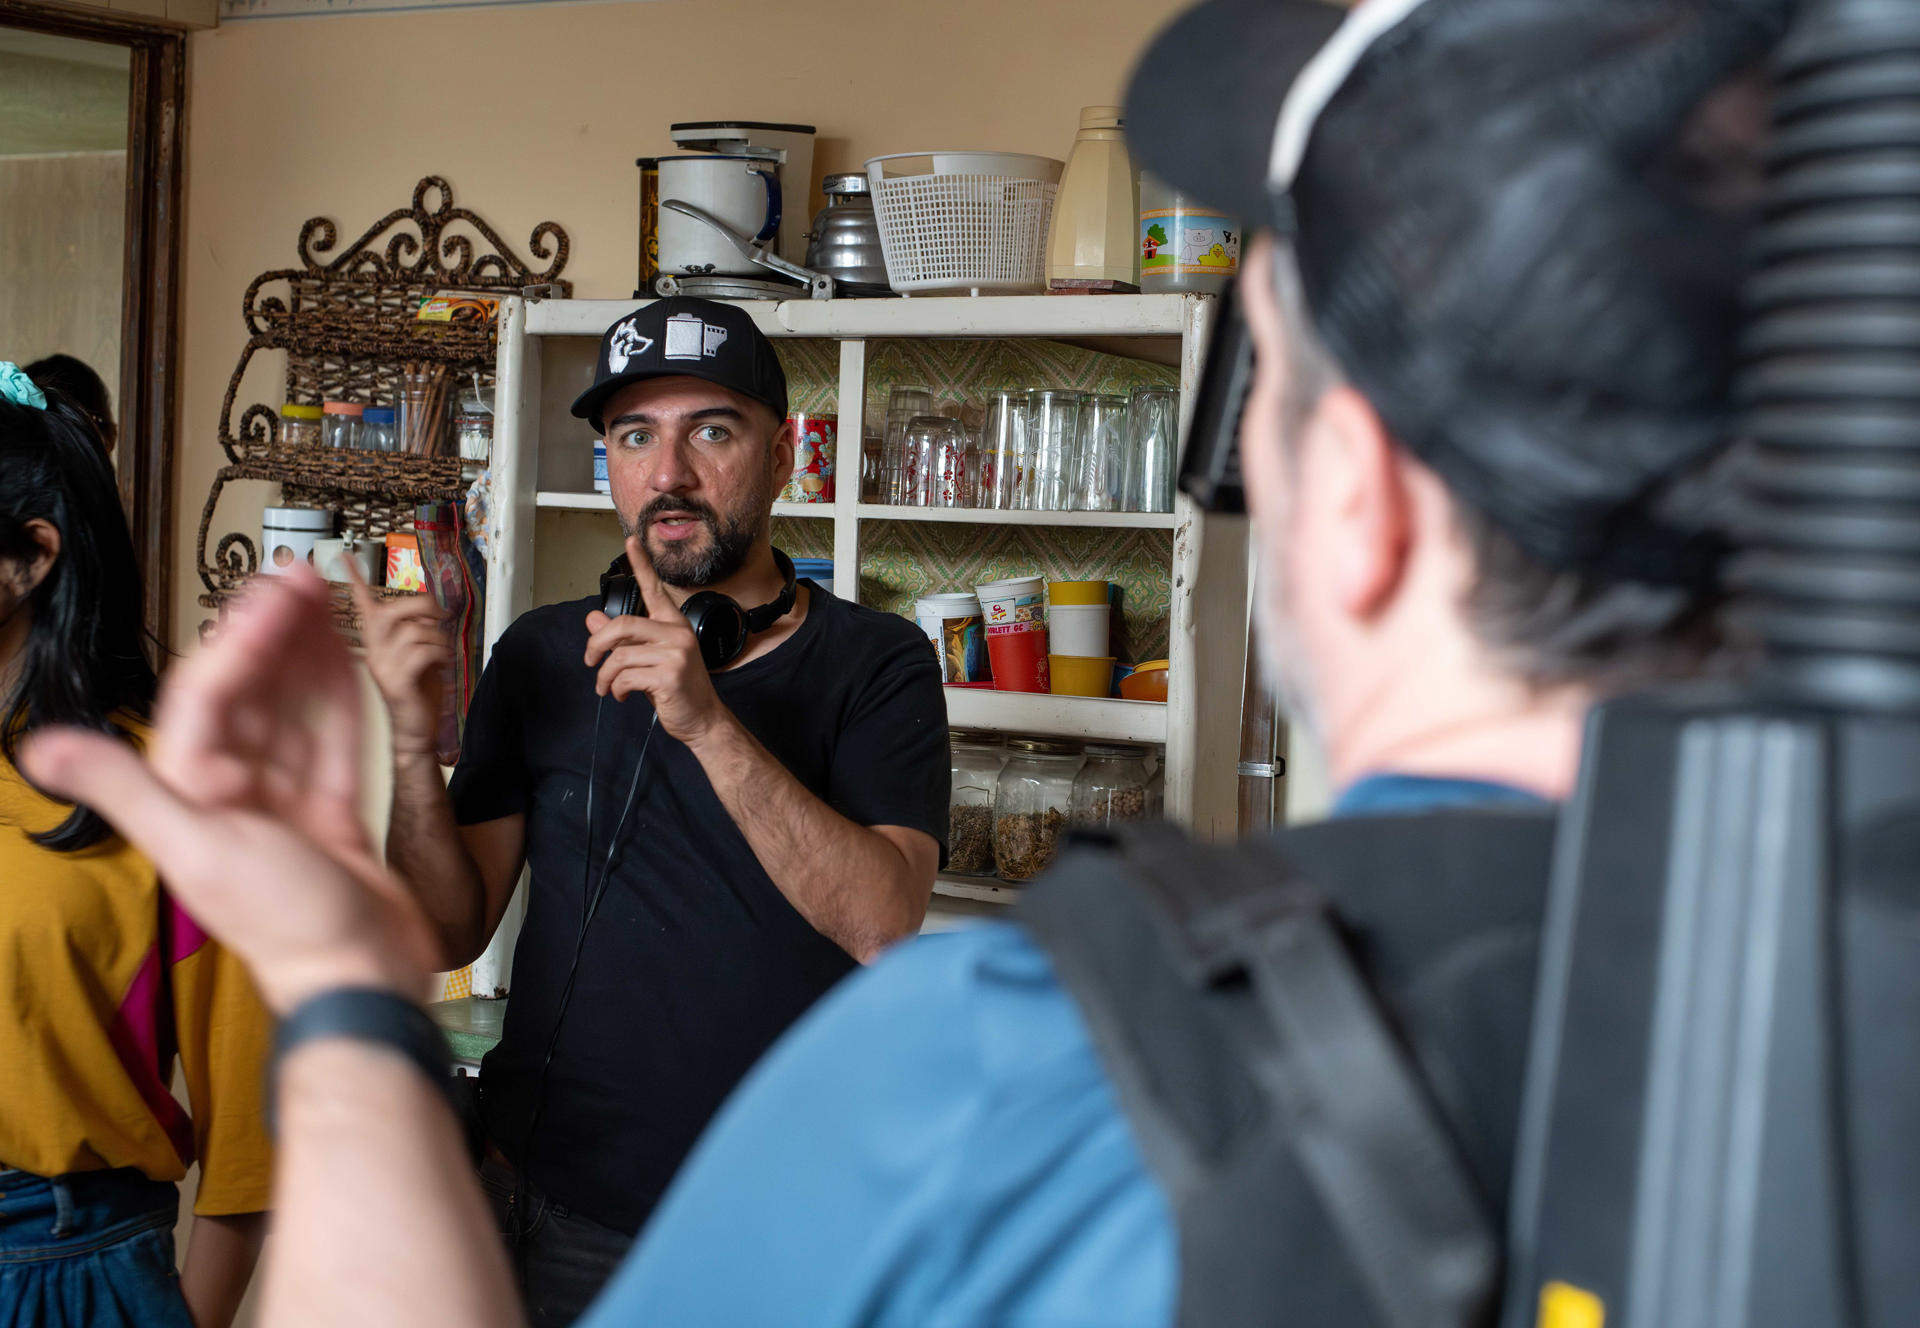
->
xmin=0 ymin=365 xmax=272 ymax=1327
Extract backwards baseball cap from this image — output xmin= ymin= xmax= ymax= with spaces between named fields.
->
xmin=1127 ymin=0 xmax=1792 ymax=585
xmin=571 ymin=296 xmax=789 ymax=433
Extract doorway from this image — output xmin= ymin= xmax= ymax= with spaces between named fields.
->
xmin=0 ymin=2 xmax=185 ymax=648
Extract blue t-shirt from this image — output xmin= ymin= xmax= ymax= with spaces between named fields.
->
xmin=585 ymin=775 xmax=1548 ymax=1326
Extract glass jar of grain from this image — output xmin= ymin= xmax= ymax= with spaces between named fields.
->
xmin=993 ymin=738 xmax=1083 ymax=882
xmin=947 ymin=730 xmax=1005 ymax=877
xmin=1070 ymin=743 xmax=1154 ymax=831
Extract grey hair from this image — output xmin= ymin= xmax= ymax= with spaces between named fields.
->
xmin=1269 ymin=245 xmax=1737 ymax=696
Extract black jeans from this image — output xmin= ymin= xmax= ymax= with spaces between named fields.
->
xmin=478 ymin=1156 xmax=634 ymax=1327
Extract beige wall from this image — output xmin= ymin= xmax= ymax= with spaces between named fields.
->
xmin=0 ymin=151 xmax=126 ymax=409
xmin=173 ymin=0 xmax=1193 ymax=647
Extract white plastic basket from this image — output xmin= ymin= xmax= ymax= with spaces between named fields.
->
xmin=865 ymin=152 xmax=1064 ymax=296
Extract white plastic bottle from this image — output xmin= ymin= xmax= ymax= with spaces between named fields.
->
xmin=1048 ymin=107 xmax=1139 ymax=291
xmin=1139 ymin=170 xmax=1240 ymax=295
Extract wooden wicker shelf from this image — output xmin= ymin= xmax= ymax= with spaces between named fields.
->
xmin=195 ymin=177 xmax=571 ymax=626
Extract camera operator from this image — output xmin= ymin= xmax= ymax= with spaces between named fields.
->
xmin=349 ymin=296 xmax=948 ymax=1322
xmin=13 ymin=0 xmax=1790 ymax=1322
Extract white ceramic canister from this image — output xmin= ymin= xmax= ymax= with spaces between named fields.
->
xmin=260 ymin=506 xmax=335 ymax=576
xmin=655 ymin=154 xmax=784 ymax=277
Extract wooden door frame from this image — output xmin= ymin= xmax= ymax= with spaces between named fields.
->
xmin=1 ymin=0 xmax=185 ymax=651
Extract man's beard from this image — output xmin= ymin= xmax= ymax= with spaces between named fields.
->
xmin=621 ymin=478 xmax=770 ymax=588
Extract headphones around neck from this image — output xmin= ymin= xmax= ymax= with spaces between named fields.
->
xmin=601 ymin=547 xmax=798 ymax=670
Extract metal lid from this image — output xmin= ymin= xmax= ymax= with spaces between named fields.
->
xmin=950 ymin=728 xmax=1003 ymax=746
xmin=1084 ymin=742 xmax=1148 ymax=758
xmin=1006 ymin=737 xmax=1082 ymax=756
xmin=823 ymin=172 xmax=871 ymax=196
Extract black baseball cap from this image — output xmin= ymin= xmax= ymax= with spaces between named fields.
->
xmin=570 ymin=296 xmax=789 ymax=433
xmin=1126 ymin=0 xmax=1792 ymax=585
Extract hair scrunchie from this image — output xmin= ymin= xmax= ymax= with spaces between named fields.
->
xmin=0 ymin=363 xmax=48 ymax=411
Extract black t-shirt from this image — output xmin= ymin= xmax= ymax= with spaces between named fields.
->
xmin=448 ymin=580 xmax=949 ymax=1233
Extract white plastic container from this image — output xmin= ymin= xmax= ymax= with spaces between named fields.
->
xmin=260 ymin=506 xmax=335 ymax=576
xmin=915 ymin=591 xmax=989 ymax=683
xmin=1048 ymin=107 xmax=1138 ymax=289
xmin=866 ymin=152 xmax=1063 ymax=295
xmin=312 ymin=535 xmax=379 ymax=585
xmin=1139 ymin=169 xmax=1240 ymax=295
xmin=1048 ymin=602 xmax=1111 ymax=658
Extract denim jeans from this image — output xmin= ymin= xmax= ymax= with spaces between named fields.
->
xmin=479 ymin=1156 xmax=635 ymax=1327
xmin=0 ymin=1166 xmax=190 ymax=1328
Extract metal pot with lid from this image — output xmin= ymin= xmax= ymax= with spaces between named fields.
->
xmin=804 ymin=173 xmax=893 ymax=294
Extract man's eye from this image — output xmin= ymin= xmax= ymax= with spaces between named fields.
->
xmin=619 ymin=430 xmax=650 ymax=449
xmin=695 ymin=425 xmax=729 ymax=443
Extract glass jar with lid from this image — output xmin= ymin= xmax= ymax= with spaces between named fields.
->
xmin=1071 ymin=742 xmax=1154 ymax=830
xmin=279 ymin=403 xmax=322 ymax=449
xmin=359 ymin=407 xmax=397 ymax=453
xmin=947 ymin=729 xmax=1005 ymax=876
xmin=454 ymin=387 xmax=493 ymax=466
xmin=994 ymin=737 xmax=1083 ymax=882
xmin=321 ymin=400 xmax=363 ymax=450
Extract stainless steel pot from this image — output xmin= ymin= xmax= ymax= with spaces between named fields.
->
xmin=804 ymin=174 xmax=891 ymax=289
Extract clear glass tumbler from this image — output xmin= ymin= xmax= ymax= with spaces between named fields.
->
xmin=883 ymin=386 xmax=934 ymax=506
xmin=980 ymin=390 xmax=1030 ymax=510
xmin=1025 ymin=389 xmax=1084 ymax=512
xmin=901 ymin=416 xmax=972 ymax=507
xmin=1126 ymin=388 xmax=1180 ymax=513
xmin=1069 ymin=392 xmax=1129 ymax=512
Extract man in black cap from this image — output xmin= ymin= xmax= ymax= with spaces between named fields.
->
xmin=348 ymin=295 xmax=949 ymax=1323
xmin=13 ymin=0 xmax=1793 ymax=1324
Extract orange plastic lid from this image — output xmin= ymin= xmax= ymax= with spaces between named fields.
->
xmin=1131 ymin=658 xmax=1170 ymax=674
xmin=322 ymin=400 xmax=364 ymax=416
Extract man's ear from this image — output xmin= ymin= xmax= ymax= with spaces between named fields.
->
xmin=1314 ymin=385 xmax=1413 ymax=620
xmin=770 ymin=414 xmax=796 ymax=486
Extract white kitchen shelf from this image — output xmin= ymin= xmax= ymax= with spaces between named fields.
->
xmin=473 ymin=291 xmax=1251 ymax=994
xmin=536 ymin=491 xmax=831 ymax=520
xmin=943 ymin=688 xmax=1167 ymax=745
xmin=855 ymin=503 xmax=1179 ymax=530
xmin=933 ymin=874 xmax=1023 ymax=905
xmin=524 ymin=294 xmax=1189 ymax=342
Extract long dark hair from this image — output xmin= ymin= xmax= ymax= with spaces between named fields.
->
xmin=0 ymin=390 xmax=157 ymax=851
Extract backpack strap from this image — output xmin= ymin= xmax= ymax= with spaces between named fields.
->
xmin=1021 ymin=822 xmax=1500 ymax=1328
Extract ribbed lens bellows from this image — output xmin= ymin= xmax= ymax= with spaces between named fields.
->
xmin=1736 ymin=0 xmax=1920 ymax=710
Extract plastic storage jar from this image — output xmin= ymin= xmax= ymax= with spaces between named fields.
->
xmin=321 ymin=400 xmax=363 ymax=450
xmin=994 ymin=738 xmax=1083 ymax=882
xmin=947 ymin=730 xmax=1005 ymax=876
xmin=359 ymin=407 xmax=397 ymax=453
xmin=279 ymin=403 xmax=323 ymax=449
xmin=1071 ymin=742 xmax=1154 ymax=830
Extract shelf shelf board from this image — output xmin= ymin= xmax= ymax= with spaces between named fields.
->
xmin=522 ymin=293 xmax=1201 ymax=342
xmin=933 ymin=875 xmax=1022 ymax=906
xmin=535 ymin=492 xmax=832 ymax=520
xmin=857 ymin=503 xmax=1177 ymax=530
xmin=943 ymin=688 xmax=1167 ymax=745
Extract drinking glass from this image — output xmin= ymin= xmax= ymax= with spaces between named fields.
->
xmin=901 ymin=416 xmax=972 ymax=507
xmin=883 ymin=386 xmax=934 ymax=506
xmin=980 ymin=390 xmax=1030 ymax=510
xmin=1069 ymin=393 xmax=1129 ymax=512
xmin=1126 ymin=388 xmax=1180 ymax=513
xmin=1025 ymin=389 xmax=1083 ymax=512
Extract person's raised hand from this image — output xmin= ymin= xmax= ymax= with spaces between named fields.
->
xmin=345 ymin=559 xmax=448 ymax=760
xmin=581 ymin=533 xmax=728 ymax=746
xmin=21 ymin=570 xmax=437 ymax=1013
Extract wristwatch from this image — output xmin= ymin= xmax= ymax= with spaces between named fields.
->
xmin=269 ymin=987 xmax=454 ymax=1134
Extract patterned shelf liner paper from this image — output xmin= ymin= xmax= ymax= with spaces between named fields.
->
xmin=773 ymin=337 xmax=1179 ymax=663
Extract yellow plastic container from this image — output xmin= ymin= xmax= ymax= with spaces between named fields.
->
xmin=1049 ymin=654 xmax=1116 ymax=697
xmin=1048 ymin=579 xmax=1110 ymax=607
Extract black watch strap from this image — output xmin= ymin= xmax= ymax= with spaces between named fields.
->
xmin=270 ymin=987 xmax=454 ymax=1134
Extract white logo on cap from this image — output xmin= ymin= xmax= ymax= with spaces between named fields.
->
xmin=664 ymin=313 xmax=729 ymax=361
xmin=606 ymin=317 xmax=655 ymax=372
